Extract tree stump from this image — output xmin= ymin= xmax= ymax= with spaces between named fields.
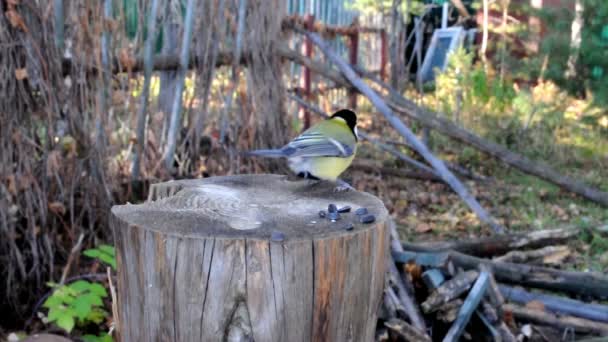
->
xmin=111 ymin=174 xmax=389 ymax=342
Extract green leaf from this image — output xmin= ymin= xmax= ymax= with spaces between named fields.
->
xmin=89 ymin=283 xmax=108 ymax=297
xmin=99 ymin=245 xmax=115 ymax=257
xmin=47 ymin=306 xmax=65 ymax=322
xmin=81 ymin=335 xmax=100 ymax=342
xmin=84 ymin=249 xmax=102 ymax=258
xmin=69 ymin=280 xmax=92 ymax=293
xmin=88 ymin=308 xmax=108 ymax=324
xmin=73 ymin=298 xmax=93 ymax=321
xmin=43 ymin=294 xmax=63 ymax=308
xmin=51 ymin=286 xmax=76 ymax=304
xmin=82 ymin=333 xmax=113 ymax=342
xmin=81 ymin=292 xmax=104 ymax=307
xmin=56 ymin=314 xmax=75 ymax=333
xmin=99 ymin=253 xmax=117 ymax=270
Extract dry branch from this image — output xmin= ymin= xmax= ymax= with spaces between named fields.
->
xmin=451 ymin=251 xmax=608 ymax=299
xmin=395 ymin=249 xmax=608 ymax=299
xmin=493 ymin=245 xmax=570 ymax=264
xmin=443 ymin=270 xmax=490 ymax=342
xmin=401 ymin=227 xmax=579 ymax=257
xmin=504 ymin=304 xmax=608 ymax=336
xmin=387 ymin=221 xmax=428 ymax=332
xmin=422 ymin=270 xmax=479 ymax=313
xmin=500 ymin=284 xmax=608 ymax=323
xmin=384 ymin=318 xmax=432 ymax=342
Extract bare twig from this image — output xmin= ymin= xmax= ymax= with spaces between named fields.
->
xmin=163 ymin=0 xmax=197 ymax=170
xmin=500 ymin=284 xmax=608 ymax=323
xmin=422 ymin=270 xmax=479 ymax=313
xmin=59 ymin=233 xmax=85 ymax=285
xmin=443 ymin=270 xmax=490 ymax=342
xmin=219 ymin=0 xmax=244 ymax=144
xmin=131 ymin=0 xmax=160 ymax=180
xmin=504 ymin=304 xmax=608 ymax=335
xmin=108 ymin=266 xmax=119 ymax=337
xmin=401 ymin=227 xmax=579 ymax=257
xmin=385 ymin=318 xmax=432 ymax=342
xmin=388 ymin=221 xmax=429 ymax=332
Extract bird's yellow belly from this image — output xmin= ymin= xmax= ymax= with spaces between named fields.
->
xmin=307 ymin=154 xmax=355 ymax=181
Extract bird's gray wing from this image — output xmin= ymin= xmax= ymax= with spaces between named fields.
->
xmin=282 ymin=132 xmax=354 ymax=158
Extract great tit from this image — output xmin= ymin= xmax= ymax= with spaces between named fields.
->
xmin=247 ymin=109 xmax=358 ymax=182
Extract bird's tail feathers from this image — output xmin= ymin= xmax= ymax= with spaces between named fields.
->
xmin=245 ymin=149 xmax=286 ymax=158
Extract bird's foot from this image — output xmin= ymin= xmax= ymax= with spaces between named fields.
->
xmin=333 ymin=179 xmax=354 ymax=192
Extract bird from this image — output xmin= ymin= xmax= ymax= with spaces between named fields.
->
xmin=247 ymin=109 xmax=358 ymax=189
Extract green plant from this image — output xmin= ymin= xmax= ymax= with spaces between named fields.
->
xmin=82 ymin=333 xmax=114 ymax=342
xmin=84 ymin=245 xmax=116 ymax=270
xmin=43 ymin=280 xmax=108 ymax=333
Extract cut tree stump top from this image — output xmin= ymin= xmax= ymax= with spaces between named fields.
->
xmin=112 ymin=174 xmax=388 ymax=240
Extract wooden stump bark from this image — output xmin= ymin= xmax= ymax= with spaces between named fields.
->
xmin=111 ymin=174 xmax=389 ymax=342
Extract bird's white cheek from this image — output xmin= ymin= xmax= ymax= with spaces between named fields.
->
xmin=355 ymin=127 xmax=359 ymax=139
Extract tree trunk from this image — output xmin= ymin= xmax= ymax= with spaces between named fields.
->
xmin=112 ymin=175 xmax=389 ymax=342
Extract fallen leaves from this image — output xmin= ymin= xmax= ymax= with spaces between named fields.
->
xmin=5 ymin=2 xmax=28 ymax=32
xmin=15 ymin=68 xmax=28 ymax=80
xmin=48 ymin=201 xmax=66 ymax=216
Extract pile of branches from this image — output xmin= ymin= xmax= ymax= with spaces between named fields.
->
xmin=379 ymin=224 xmax=608 ymax=341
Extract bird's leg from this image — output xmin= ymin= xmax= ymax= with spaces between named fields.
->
xmin=334 ymin=178 xmax=354 ymax=192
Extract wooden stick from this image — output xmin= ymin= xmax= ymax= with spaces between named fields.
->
xmin=493 ymin=245 xmax=570 ymax=264
xmin=303 ymin=30 xmax=505 ymax=234
xmin=422 ymin=270 xmax=479 ymax=313
xmin=384 ymin=318 xmax=432 ymax=342
xmin=401 ymin=227 xmax=579 ymax=257
xmin=504 ymin=304 xmax=608 ymax=335
xmin=392 ymin=250 xmax=453 ymax=272
xmin=437 ymin=299 xmax=464 ymax=323
xmin=387 ymin=221 xmax=429 ymax=333
xmin=59 ymin=233 xmax=85 ymax=285
xmin=499 ymin=284 xmax=608 ymax=323
xmin=131 ymin=0 xmax=160 ymax=179
xmin=449 ymin=251 xmax=608 ymax=300
xmin=443 ymin=270 xmax=490 ymax=342
xmin=395 ymin=249 xmax=608 ymax=299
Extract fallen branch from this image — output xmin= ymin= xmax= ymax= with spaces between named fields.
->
xmin=401 ymin=227 xmax=579 ymax=257
xmin=493 ymin=245 xmax=570 ymax=264
xmin=384 ymin=318 xmax=432 ymax=342
xmin=303 ymin=30 xmax=505 ymax=234
xmin=422 ymin=270 xmax=479 ymax=313
xmin=436 ymin=299 xmax=463 ymax=323
xmin=388 ymin=222 xmax=429 ymax=333
xmin=443 ymin=270 xmax=490 ymax=342
xmin=504 ymin=304 xmax=608 ymax=336
xmin=448 ymin=251 xmax=608 ymax=299
xmin=392 ymin=250 xmax=454 ymax=272
xmin=59 ymin=233 xmax=85 ymax=285
xmin=395 ymin=249 xmax=608 ymax=299
xmin=499 ymin=284 xmax=608 ymax=323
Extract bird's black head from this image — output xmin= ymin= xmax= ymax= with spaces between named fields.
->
xmin=331 ymin=109 xmax=357 ymax=132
